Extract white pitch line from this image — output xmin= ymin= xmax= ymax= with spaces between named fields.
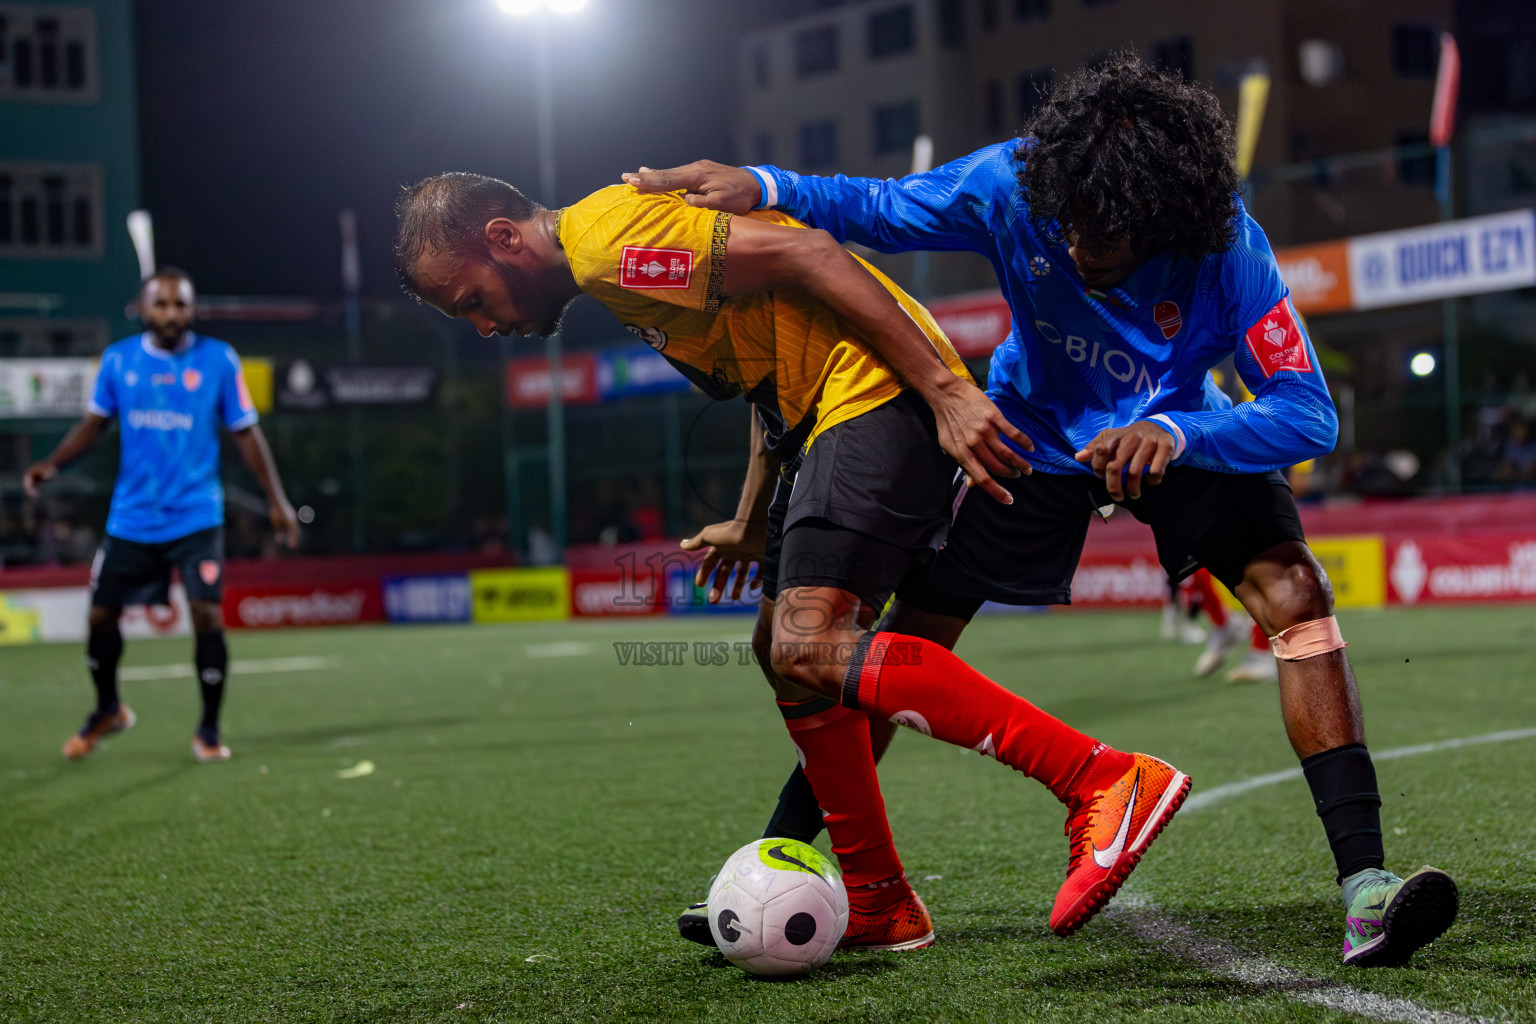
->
xmin=1117 ymin=727 xmax=1536 ymax=1024
xmin=118 ymin=656 xmax=338 ymax=681
xmin=1110 ymin=896 xmax=1496 ymax=1024
xmin=524 ymin=641 xmax=596 ymax=659
xmin=1183 ymin=727 xmax=1536 ymax=814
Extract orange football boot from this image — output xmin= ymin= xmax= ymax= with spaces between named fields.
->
xmin=840 ymin=884 xmax=935 ymax=951
xmin=191 ymin=733 xmax=231 ymax=763
xmin=61 ymin=704 xmax=136 ymax=759
xmin=1050 ymin=751 xmax=1191 ymax=936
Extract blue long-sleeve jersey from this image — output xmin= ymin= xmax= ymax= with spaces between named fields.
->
xmin=748 ymin=142 xmax=1338 ymax=475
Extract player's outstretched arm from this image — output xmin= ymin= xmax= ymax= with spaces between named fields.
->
xmin=623 ymin=144 xmax=1002 ymax=256
xmin=681 ymin=408 xmax=778 ymax=605
xmin=721 ymin=215 xmax=1032 ymax=505
xmin=230 ymin=425 xmax=299 ymax=549
xmin=23 ymin=412 xmax=110 ymax=496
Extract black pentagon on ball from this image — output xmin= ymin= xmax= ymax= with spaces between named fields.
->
xmin=784 ymin=911 xmax=818 ymax=946
xmin=716 ymin=908 xmax=741 ymax=942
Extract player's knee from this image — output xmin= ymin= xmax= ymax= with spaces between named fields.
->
xmin=1260 ymin=557 xmax=1334 ymax=631
xmin=189 ymin=601 xmax=223 ymax=635
xmin=767 ymin=635 xmax=840 ymax=696
xmin=88 ymin=605 xmax=121 ymax=630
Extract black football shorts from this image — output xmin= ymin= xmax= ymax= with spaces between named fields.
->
xmin=760 ymin=390 xmax=964 ymax=609
xmin=90 ymin=525 xmax=225 ymax=608
xmin=895 ymin=467 xmax=1305 ymax=621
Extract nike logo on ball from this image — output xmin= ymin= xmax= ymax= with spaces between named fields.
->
xmin=766 ymin=843 xmax=819 ymax=876
xmin=1092 ymin=771 xmax=1140 ymax=869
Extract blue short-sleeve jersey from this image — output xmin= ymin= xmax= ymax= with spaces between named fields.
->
xmin=750 ymin=142 xmax=1338 ymax=475
xmin=89 ymin=332 xmax=259 ymax=543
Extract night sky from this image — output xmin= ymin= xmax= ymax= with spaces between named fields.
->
xmin=135 ymin=0 xmax=764 ymax=301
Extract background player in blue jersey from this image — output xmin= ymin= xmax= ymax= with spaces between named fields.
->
xmin=24 ymin=268 xmax=299 ymax=764
xmin=629 ymin=55 xmax=1458 ymax=967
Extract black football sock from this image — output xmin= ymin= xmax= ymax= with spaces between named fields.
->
xmin=195 ymin=630 xmax=229 ymax=737
xmin=1301 ymin=742 xmax=1386 ymax=884
xmin=86 ymin=619 xmax=124 ymax=713
xmin=763 ymin=764 xmax=825 ymax=845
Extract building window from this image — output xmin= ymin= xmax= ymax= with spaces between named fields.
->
xmin=1392 ymin=23 xmax=1438 ymax=79
xmin=937 ymin=0 xmax=965 ymax=48
xmin=794 ymin=24 xmax=839 ymax=77
xmin=0 ymin=162 xmax=102 ymax=258
xmin=1018 ymin=68 xmax=1053 ymax=123
xmin=0 ymin=317 xmax=108 ymax=357
xmin=1014 ymin=0 xmax=1050 ymax=23
xmin=869 ymin=6 xmax=914 ymax=59
xmin=0 ymin=5 xmax=96 ymax=101
xmin=800 ymin=120 xmax=838 ymax=167
xmin=1396 ymin=131 xmax=1436 ymax=185
xmin=980 ymin=0 xmax=1000 ymax=32
xmin=1151 ymin=35 xmax=1194 ymax=82
xmin=752 ymin=133 xmax=775 ymax=165
xmin=751 ymin=44 xmax=770 ymax=89
xmin=873 ymin=100 xmax=919 ymax=155
xmin=983 ymin=79 xmax=1004 ymax=134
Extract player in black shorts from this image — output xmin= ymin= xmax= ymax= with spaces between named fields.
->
xmin=25 ymin=269 xmax=299 ymax=763
xmin=642 ymin=55 xmax=1458 ymax=966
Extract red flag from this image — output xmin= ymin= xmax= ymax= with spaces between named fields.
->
xmin=1429 ymin=33 xmax=1460 ymax=148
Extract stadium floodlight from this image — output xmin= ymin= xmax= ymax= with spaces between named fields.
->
xmin=1411 ymin=352 xmax=1437 ymax=377
xmin=496 ymin=0 xmax=588 ymax=14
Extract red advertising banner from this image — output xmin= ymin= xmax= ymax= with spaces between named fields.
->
xmin=1385 ymin=532 xmax=1536 ymax=605
xmin=569 ymin=567 xmax=668 ymax=617
xmin=925 ymin=290 xmax=1013 ymax=359
xmin=506 ymin=352 xmax=600 ymax=409
xmin=223 ymin=584 xmax=384 ymax=628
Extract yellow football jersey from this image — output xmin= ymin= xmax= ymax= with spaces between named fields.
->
xmin=558 ymin=185 xmax=971 ymax=452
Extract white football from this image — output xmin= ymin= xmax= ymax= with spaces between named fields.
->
xmin=706 ymin=838 xmax=849 ymax=977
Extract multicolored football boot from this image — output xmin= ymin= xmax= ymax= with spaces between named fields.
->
xmin=61 ymin=704 xmax=136 ymax=759
xmin=1342 ymin=866 xmax=1459 ymax=966
xmin=1050 ymin=751 xmax=1191 ymax=936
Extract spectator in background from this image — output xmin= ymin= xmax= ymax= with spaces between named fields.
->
xmin=1498 ymin=418 xmax=1536 ymax=486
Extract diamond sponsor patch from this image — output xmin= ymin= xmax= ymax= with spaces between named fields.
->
xmin=619 ymin=246 xmax=694 ymax=290
xmin=1244 ymin=297 xmax=1313 ymax=378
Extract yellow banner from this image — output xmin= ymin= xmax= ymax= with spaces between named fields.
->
xmin=0 ymin=594 xmax=42 ymax=645
xmin=240 ymin=358 xmax=274 ymax=414
xmin=470 ymin=568 xmax=571 ymax=623
xmin=1308 ymin=535 xmax=1386 ymax=609
xmin=1235 ymin=72 xmax=1270 ymax=180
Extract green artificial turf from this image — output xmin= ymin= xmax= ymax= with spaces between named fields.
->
xmin=2 ymin=606 xmax=1533 ymax=1022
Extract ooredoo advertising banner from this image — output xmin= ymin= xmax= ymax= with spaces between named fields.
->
xmin=223 ymin=585 xmax=383 ymax=628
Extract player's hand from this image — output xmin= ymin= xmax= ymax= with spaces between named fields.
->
xmin=929 ymin=377 xmax=1033 ymax=505
xmin=680 ymin=518 xmax=767 ymax=604
xmin=22 ymin=461 xmax=57 ymax=497
xmin=270 ymin=498 xmax=301 ymax=550
xmin=621 ymin=161 xmax=761 ymax=215
xmin=1074 ymin=421 xmax=1175 ymax=501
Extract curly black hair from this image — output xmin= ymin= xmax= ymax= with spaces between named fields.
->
xmin=1017 ymin=52 xmax=1240 ymax=260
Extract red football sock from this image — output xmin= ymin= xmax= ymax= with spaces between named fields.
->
xmin=1251 ymin=622 xmax=1270 ymax=651
xmin=842 ymin=633 xmax=1130 ymax=802
xmin=778 ymin=697 xmax=908 ymax=905
xmin=1188 ymin=570 xmax=1227 ymax=627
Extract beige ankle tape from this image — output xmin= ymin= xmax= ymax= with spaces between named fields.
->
xmin=1269 ymin=616 xmax=1347 ymax=661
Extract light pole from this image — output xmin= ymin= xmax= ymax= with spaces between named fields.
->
xmin=496 ymin=0 xmax=587 ymax=562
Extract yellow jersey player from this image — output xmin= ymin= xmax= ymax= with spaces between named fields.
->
xmin=393 ymin=174 xmax=1189 ymax=952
